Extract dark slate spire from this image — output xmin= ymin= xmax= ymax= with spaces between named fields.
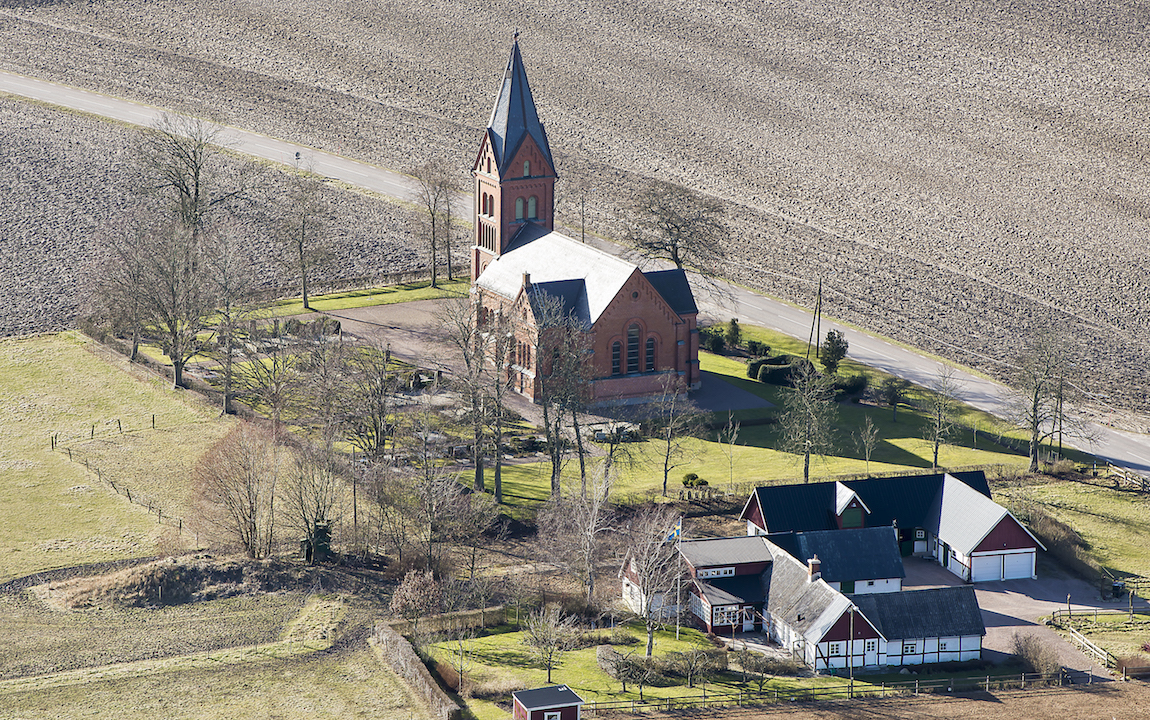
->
xmin=487 ymin=37 xmax=555 ymax=176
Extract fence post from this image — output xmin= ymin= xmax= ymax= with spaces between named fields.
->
xmin=1021 ymin=673 xmax=1025 ymax=689
xmin=985 ymin=675 xmax=990 ymax=692
xmin=915 ymin=679 xmax=918 ymax=695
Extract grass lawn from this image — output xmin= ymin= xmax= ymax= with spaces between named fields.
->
xmin=427 ymin=622 xmax=851 ymax=720
xmin=0 ymin=333 xmax=235 ymax=582
xmin=490 ymin=343 xmax=1031 ymax=515
xmin=1060 ymin=612 xmax=1150 ymax=659
xmin=259 ymin=278 xmax=470 ymax=318
xmin=996 ymin=478 xmax=1150 ymax=579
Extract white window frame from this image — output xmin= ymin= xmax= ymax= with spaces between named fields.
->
xmin=698 ymin=567 xmax=735 ymax=579
xmin=544 ymin=712 xmax=560 ymax=720
xmin=865 ymin=639 xmax=877 ymax=653
xmin=915 ymin=529 xmax=926 ymax=539
xmin=904 ymin=642 xmax=917 ymax=654
xmin=939 ymin=640 xmax=948 ymax=651
xmin=713 ymin=605 xmax=740 ymax=626
xmin=829 ymin=642 xmax=843 ymax=656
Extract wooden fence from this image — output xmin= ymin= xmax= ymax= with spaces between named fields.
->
xmin=581 ymin=671 xmax=1074 ymax=714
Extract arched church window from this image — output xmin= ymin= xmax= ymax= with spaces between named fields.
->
xmin=645 ymin=337 xmax=656 ymax=372
xmin=515 ymin=198 xmax=525 ymax=220
xmin=626 ymin=325 xmax=641 ymax=374
xmin=482 ymin=193 xmax=488 ymax=216
xmin=486 ymin=158 xmax=491 ymax=174
xmin=528 ymin=196 xmax=537 ymax=219
xmin=611 ymin=342 xmax=621 ymax=376
xmin=523 ymin=160 xmax=530 ymax=177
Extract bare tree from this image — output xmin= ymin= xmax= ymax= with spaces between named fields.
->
xmin=403 ymin=394 xmax=466 ymax=573
xmin=777 ymin=364 xmax=838 ymax=483
xmin=533 ymin=293 xmax=592 ymax=497
xmin=137 ymin=113 xmax=241 ymax=239
xmin=922 ymin=366 xmax=962 ymax=470
xmin=236 ymin=322 xmax=302 ymax=425
xmin=623 ymin=504 xmax=682 ymax=657
xmin=486 ymin=307 xmax=517 ymax=505
xmin=389 ymin=569 xmax=443 ymax=639
xmin=91 ymin=207 xmax=152 ymax=361
xmin=342 ymin=342 xmax=398 ymax=460
xmin=411 ymin=159 xmax=458 ymax=288
xmin=364 ymin=461 xmax=416 ymax=566
xmin=853 ymin=415 xmax=879 ymax=475
xmin=135 ymin=217 xmax=217 ymax=389
xmin=202 ymin=221 xmax=256 ymax=415
xmin=536 ymin=473 xmax=615 ymax=609
xmin=736 ymin=648 xmax=772 ymax=693
xmin=281 ymin=441 xmax=344 ymax=554
xmin=194 ymin=422 xmax=281 ymax=558
xmin=453 ymin=490 xmax=501 ymax=583
xmin=1006 ymin=331 xmax=1087 ymax=472
xmin=439 ymin=297 xmax=490 ymax=491
xmin=649 ymin=374 xmax=701 ymax=497
xmin=717 ymin=411 xmax=741 ymax=491
xmin=627 ymin=180 xmax=727 ymax=274
xmin=278 ymin=161 xmax=331 ymax=310
xmin=296 ymin=331 xmax=348 ymax=445
xmin=522 ymin=604 xmax=577 ymax=683
xmin=672 ymin=648 xmax=717 ymax=688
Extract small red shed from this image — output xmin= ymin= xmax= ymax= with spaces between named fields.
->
xmin=511 ymin=685 xmax=584 ymax=720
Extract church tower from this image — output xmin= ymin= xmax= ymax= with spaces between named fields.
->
xmin=471 ymin=37 xmax=558 ymax=281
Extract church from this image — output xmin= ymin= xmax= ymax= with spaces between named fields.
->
xmin=469 ymin=39 xmax=701 ymax=404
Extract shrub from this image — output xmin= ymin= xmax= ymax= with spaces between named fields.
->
xmin=609 ymin=628 xmax=640 ymax=645
xmin=1012 ymin=631 xmax=1061 ymax=674
xmin=835 ymin=372 xmax=869 ymax=396
xmin=469 ymin=674 xmax=527 ymax=700
xmin=706 ymin=332 xmax=725 ymax=353
xmin=746 ymin=340 xmax=770 ymax=356
xmin=747 ymin=357 xmax=768 ymax=379
xmin=725 ymin=319 xmax=742 ymax=348
xmin=682 ymin=473 xmax=707 ymax=487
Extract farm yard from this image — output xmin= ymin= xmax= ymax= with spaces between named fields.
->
xmin=1 ymin=0 xmax=1149 ymax=423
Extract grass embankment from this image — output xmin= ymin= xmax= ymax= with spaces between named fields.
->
xmin=0 ymin=333 xmax=234 ymax=582
xmin=427 ymin=622 xmax=850 ymax=720
xmin=0 ymin=595 xmax=426 ymax=720
xmin=495 ymin=322 xmax=1038 ymax=513
xmin=996 ymin=476 xmax=1150 ymax=579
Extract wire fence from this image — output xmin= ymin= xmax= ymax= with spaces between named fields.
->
xmin=50 ymin=414 xmax=188 ymax=534
xmin=582 ymin=670 xmax=1083 ymax=714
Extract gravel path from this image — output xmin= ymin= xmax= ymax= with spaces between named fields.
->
xmin=1 ymin=0 xmax=1148 ymax=413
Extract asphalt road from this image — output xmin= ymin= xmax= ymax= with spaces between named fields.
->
xmin=3 ymin=69 xmax=1147 ymax=477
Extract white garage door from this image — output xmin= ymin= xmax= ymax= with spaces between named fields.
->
xmin=971 ymin=554 xmax=1002 ymax=582
xmin=1002 ymin=551 xmax=1035 ymax=580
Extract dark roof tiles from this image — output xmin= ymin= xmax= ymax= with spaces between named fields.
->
xmin=848 ymin=586 xmax=986 ymax=640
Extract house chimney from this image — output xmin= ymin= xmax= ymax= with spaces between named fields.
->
xmin=522 ymin=272 xmax=531 ymax=288
xmin=807 ymin=555 xmax=821 ymax=582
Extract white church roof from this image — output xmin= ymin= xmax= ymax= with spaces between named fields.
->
xmin=475 ymin=223 xmax=639 ymax=324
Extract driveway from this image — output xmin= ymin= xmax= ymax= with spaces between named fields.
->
xmin=903 ymin=556 xmax=1149 ymax=678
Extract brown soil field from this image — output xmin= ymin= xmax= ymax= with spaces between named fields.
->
xmin=1 ymin=0 xmax=1148 ymax=417
xmin=634 ymin=682 xmax=1150 ymax=720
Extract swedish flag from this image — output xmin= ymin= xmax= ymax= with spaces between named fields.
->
xmin=664 ymin=517 xmax=682 ymax=544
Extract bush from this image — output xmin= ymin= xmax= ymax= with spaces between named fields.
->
xmin=682 ymin=473 xmax=708 ymax=487
xmin=468 ymin=674 xmax=527 ymax=700
xmin=746 ymin=357 xmax=768 ymax=379
xmin=756 ymin=355 xmax=815 ymax=386
xmin=835 ymin=372 xmax=869 ymax=396
xmin=746 ymin=340 xmax=770 ymax=356
xmin=1012 ymin=631 xmax=1061 ymax=674
xmin=609 ymin=627 xmax=640 ymax=645
xmin=706 ymin=332 xmax=725 ymax=353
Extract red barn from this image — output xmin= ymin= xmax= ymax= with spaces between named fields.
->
xmin=512 ymin=685 xmax=584 ymax=720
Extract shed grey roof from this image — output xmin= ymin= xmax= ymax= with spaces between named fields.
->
xmin=768 ymin=527 xmax=906 ymax=584
xmin=925 ymin=474 xmax=1044 ymax=555
xmin=696 ymin=574 xmax=768 ymax=606
xmin=679 ymin=536 xmax=773 ymax=569
xmin=848 ymin=585 xmax=985 ymax=640
xmin=487 ymin=40 xmax=555 ymax=177
xmin=513 ymin=685 xmax=584 ymax=710
xmin=762 ymin=539 xmax=857 ymax=642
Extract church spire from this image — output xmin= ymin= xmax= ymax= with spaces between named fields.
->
xmin=487 ymin=36 xmax=555 ymax=177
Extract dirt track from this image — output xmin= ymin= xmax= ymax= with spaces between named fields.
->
xmin=1 ymin=0 xmax=1148 ymax=417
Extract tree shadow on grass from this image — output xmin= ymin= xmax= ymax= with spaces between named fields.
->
xmin=467 ymin=646 xmax=539 ymax=670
